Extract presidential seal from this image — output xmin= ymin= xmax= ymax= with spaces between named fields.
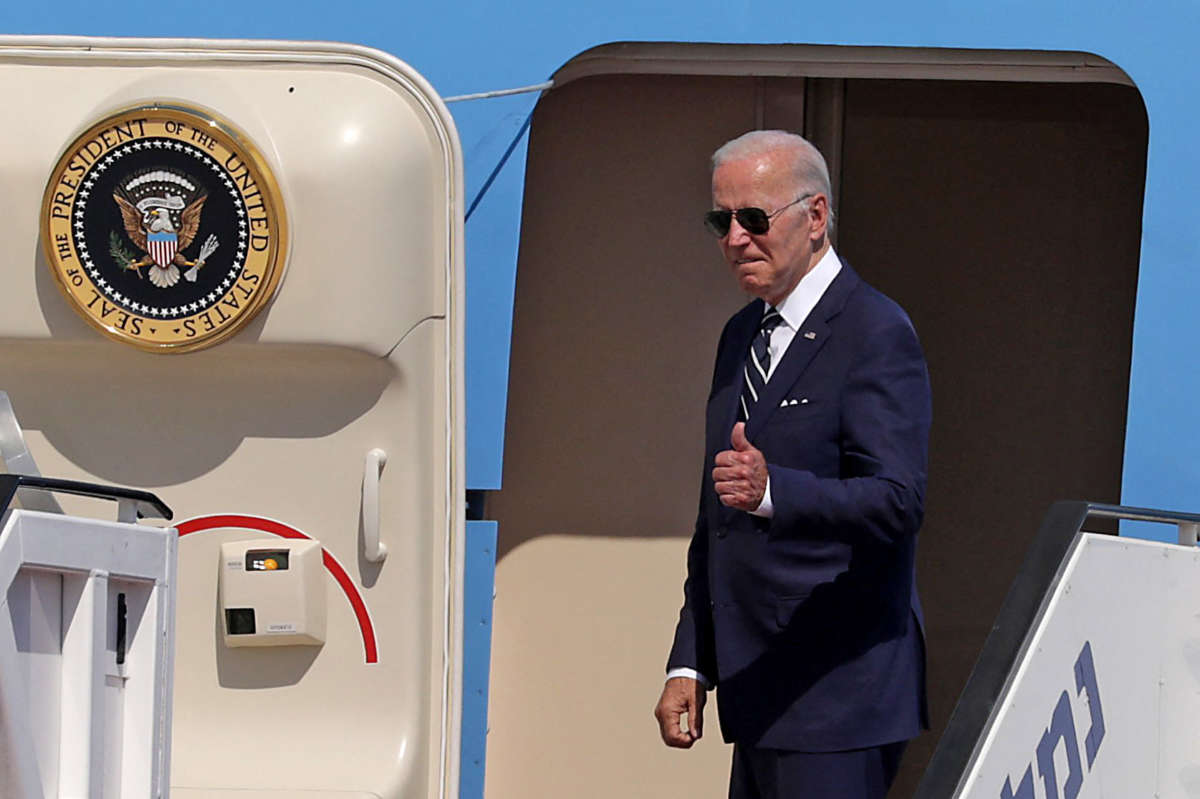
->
xmin=42 ymin=104 xmax=287 ymax=352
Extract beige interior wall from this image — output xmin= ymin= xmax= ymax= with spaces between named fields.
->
xmin=836 ymin=78 xmax=1146 ymax=794
xmin=486 ymin=74 xmax=754 ymax=798
xmin=487 ymin=71 xmax=1144 ymax=798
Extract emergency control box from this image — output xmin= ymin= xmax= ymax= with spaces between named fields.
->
xmin=219 ymin=539 xmax=326 ymax=648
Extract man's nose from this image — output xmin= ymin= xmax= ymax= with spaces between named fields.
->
xmin=725 ymin=216 xmax=752 ymax=244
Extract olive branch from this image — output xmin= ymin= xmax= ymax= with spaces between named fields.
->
xmin=108 ymin=231 xmax=137 ymax=270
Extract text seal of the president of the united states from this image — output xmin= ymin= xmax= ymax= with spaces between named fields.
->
xmin=41 ymin=104 xmax=287 ymax=352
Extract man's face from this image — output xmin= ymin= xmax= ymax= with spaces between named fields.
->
xmin=711 ymin=150 xmax=824 ymax=306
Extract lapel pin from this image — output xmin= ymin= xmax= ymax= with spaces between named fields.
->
xmin=803 ymin=331 xmax=817 ymax=340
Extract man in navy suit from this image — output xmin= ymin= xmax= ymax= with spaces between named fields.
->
xmin=653 ymin=130 xmax=932 ymax=798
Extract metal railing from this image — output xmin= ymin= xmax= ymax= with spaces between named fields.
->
xmin=0 ymin=473 xmax=171 ymax=522
xmin=1081 ymin=502 xmax=1200 ymax=545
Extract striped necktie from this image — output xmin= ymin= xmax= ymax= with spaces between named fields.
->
xmin=739 ymin=306 xmax=784 ymax=422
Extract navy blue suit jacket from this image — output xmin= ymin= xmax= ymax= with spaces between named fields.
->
xmin=667 ymin=261 xmax=932 ymax=751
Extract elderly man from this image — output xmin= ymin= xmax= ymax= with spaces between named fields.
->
xmin=654 ymin=130 xmax=932 ymax=798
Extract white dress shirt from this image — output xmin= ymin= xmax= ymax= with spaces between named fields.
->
xmin=667 ymin=247 xmax=842 ymax=689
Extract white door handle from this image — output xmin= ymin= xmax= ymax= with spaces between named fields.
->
xmin=362 ymin=448 xmax=388 ymax=562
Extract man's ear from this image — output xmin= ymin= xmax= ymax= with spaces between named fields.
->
xmin=807 ymin=194 xmax=829 ymax=240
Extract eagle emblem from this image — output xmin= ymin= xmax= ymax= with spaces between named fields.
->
xmin=113 ymin=170 xmax=219 ymax=288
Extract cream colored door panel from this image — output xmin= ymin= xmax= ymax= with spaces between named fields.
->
xmin=0 ymin=36 xmax=464 ymax=799
xmin=0 ymin=39 xmax=454 ymax=356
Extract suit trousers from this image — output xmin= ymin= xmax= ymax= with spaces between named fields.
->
xmin=728 ymin=740 xmax=908 ymax=799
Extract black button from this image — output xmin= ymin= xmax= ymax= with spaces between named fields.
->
xmin=225 ymin=608 xmax=256 ymax=635
xmin=716 ymin=527 xmax=727 ymax=538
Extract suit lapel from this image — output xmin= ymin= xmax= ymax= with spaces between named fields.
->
xmin=745 ymin=261 xmax=861 ymax=439
xmin=711 ymin=305 xmax=760 ymax=526
xmin=715 ymin=301 xmax=762 ymax=441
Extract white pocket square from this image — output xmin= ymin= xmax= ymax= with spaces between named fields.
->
xmin=780 ymin=398 xmax=809 ymax=407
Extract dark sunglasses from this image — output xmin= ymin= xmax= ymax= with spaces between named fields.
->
xmin=703 ymin=194 xmax=813 ymax=237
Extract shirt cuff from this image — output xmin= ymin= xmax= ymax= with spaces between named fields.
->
xmin=666 ymin=667 xmax=712 ymax=689
xmin=750 ymin=475 xmax=774 ymax=518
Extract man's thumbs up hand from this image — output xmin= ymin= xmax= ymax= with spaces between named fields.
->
xmin=713 ymin=422 xmax=768 ymax=511
xmin=731 ymin=421 xmax=753 ymax=452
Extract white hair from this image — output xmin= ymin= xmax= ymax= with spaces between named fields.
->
xmin=711 ymin=130 xmax=836 ymax=235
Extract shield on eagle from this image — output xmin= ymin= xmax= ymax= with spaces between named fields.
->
xmin=146 ymin=231 xmax=179 ymax=269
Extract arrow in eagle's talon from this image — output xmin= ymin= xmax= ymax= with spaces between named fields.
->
xmin=184 ymin=265 xmax=199 ymax=282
